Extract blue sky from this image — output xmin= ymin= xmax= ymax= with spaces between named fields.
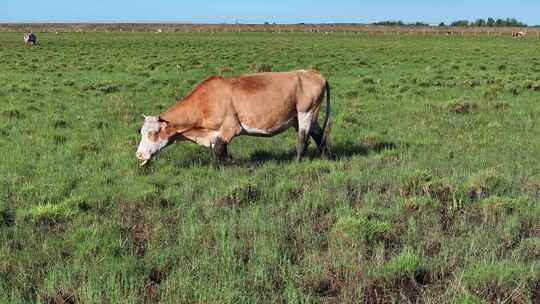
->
xmin=2 ymin=1 xmax=539 ymax=25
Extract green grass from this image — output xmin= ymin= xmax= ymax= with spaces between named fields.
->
xmin=1 ymin=32 xmax=540 ymax=303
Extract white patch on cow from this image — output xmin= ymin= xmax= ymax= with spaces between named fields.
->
xmin=136 ymin=116 xmax=169 ymax=162
xmin=297 ymin=111 xmax=314 ymax=134
xmin=184 ymin=131 xmax=220 ymax=148
xmin=240 ymin=123 xmax=271 ymax=135
xmin=240 ymin=116 xmax=296 ymax=136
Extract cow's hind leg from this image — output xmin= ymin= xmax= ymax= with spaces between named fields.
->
xmin=309 ymin=121 xmax=327 ymax=156
xmin=296 ymin=111 xmax=314 ymax=161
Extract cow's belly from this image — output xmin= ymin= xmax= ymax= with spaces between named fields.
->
xmin=239 ymin=115 xmax=296 ymax=137
xmin=182 ymin=129 xmax=220 ymax=147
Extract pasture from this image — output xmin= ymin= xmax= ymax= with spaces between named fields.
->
xmin=0 ymin=32 xmax=539 ymax=303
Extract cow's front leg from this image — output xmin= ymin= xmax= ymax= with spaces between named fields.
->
xmin=213 ymin=137 xmax=231 ymax=163
xmin=214 ymin=120 xmax=242 ymax=164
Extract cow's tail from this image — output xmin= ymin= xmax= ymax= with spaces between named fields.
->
xmin=320 ymin=80 xmax=331 ymax=156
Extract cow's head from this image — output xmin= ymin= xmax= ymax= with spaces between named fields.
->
xmin=136 ymin=115 xmax=173 ymax=166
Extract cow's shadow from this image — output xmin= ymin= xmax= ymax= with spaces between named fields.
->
xmin=165 ymin=140 xmax=402 ymax=168
xmin=249 ymin=141 xmax=400 ymax=164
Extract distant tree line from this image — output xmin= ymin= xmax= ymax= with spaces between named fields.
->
xmin=446 ymin=17 xmax=527 ymax=27
xmin=373 ymin=18 xmax=527 ymax=27
xmin=443 ymin=18 xmax=527 ymax=27
xmin=372 ymin=21 xmax=429 ymax=27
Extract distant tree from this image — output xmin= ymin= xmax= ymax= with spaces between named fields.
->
xmin=372 ymin=20 xmax=405 ymax=26
xmin=474 ymin=19 xmax=486 ymax=26
xmin=495 ymin=19 xmax=504 ymax=26
xmin=505 ymin=18 xmax=527 ymax=27
xmin=372 ymin=20 xmax=428 ymax=27
xmin=439 ymin=22 xmax=446 ymax=27
xmin=451 ymin=20 xmax=470 ymax=27
xmin=487 ymin=18 xmax=495 ymax=26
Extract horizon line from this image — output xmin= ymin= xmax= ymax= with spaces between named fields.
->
xmin=0 ymin=16 xmax=536 ymax=25
xmin=1 ymin=21 xmax=537 ymax=27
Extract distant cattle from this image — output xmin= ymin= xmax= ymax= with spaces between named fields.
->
xmin=512 ymin=31 xmax=526 ymax=38
xmin=136 ymin=70 xmax=331 ymax=166
xmin=24 ymin=33 xmax=36 ymax=45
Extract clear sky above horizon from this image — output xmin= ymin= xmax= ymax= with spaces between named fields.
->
xmin=2 ymin=1 xmax=539 ymax=25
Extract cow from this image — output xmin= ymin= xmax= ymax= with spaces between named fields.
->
xmin=512 ymin=31 xmax=526 ymax=38
xmin=24 ymin=33 xmax=37 ymax=45
xmin=136 ymin=70 xmax=331 ymax=166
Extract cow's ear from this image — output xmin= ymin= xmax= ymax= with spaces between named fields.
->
xmin=158 ymin=117 xmax=191 ymax=136
xmin=159 ymin=121 xmax=186 ymax=138
xmin=159 ymin=121 xmax=173 ymax=136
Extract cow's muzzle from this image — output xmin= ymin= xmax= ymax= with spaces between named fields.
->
xmin=136 ymin=152 xmax=151 ymax=167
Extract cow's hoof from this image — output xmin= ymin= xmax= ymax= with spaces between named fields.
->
xmin=214 ymin=155 xmax=236 ymax=166
xmin=221 ymin=158 xmax=237 ymax=165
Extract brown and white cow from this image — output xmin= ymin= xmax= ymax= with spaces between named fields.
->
xmin=136 ymin=70 xmax=331 ymax=166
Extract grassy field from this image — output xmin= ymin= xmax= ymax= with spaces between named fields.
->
xmin=1 ymin=32 xmax=539 ymax=303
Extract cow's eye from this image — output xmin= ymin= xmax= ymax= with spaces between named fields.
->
xmin=148 ymin=131 xmax=160 ymax=142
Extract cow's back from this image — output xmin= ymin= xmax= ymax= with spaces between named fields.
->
xmin=228 ymin=71 xmax=324 ymax=131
